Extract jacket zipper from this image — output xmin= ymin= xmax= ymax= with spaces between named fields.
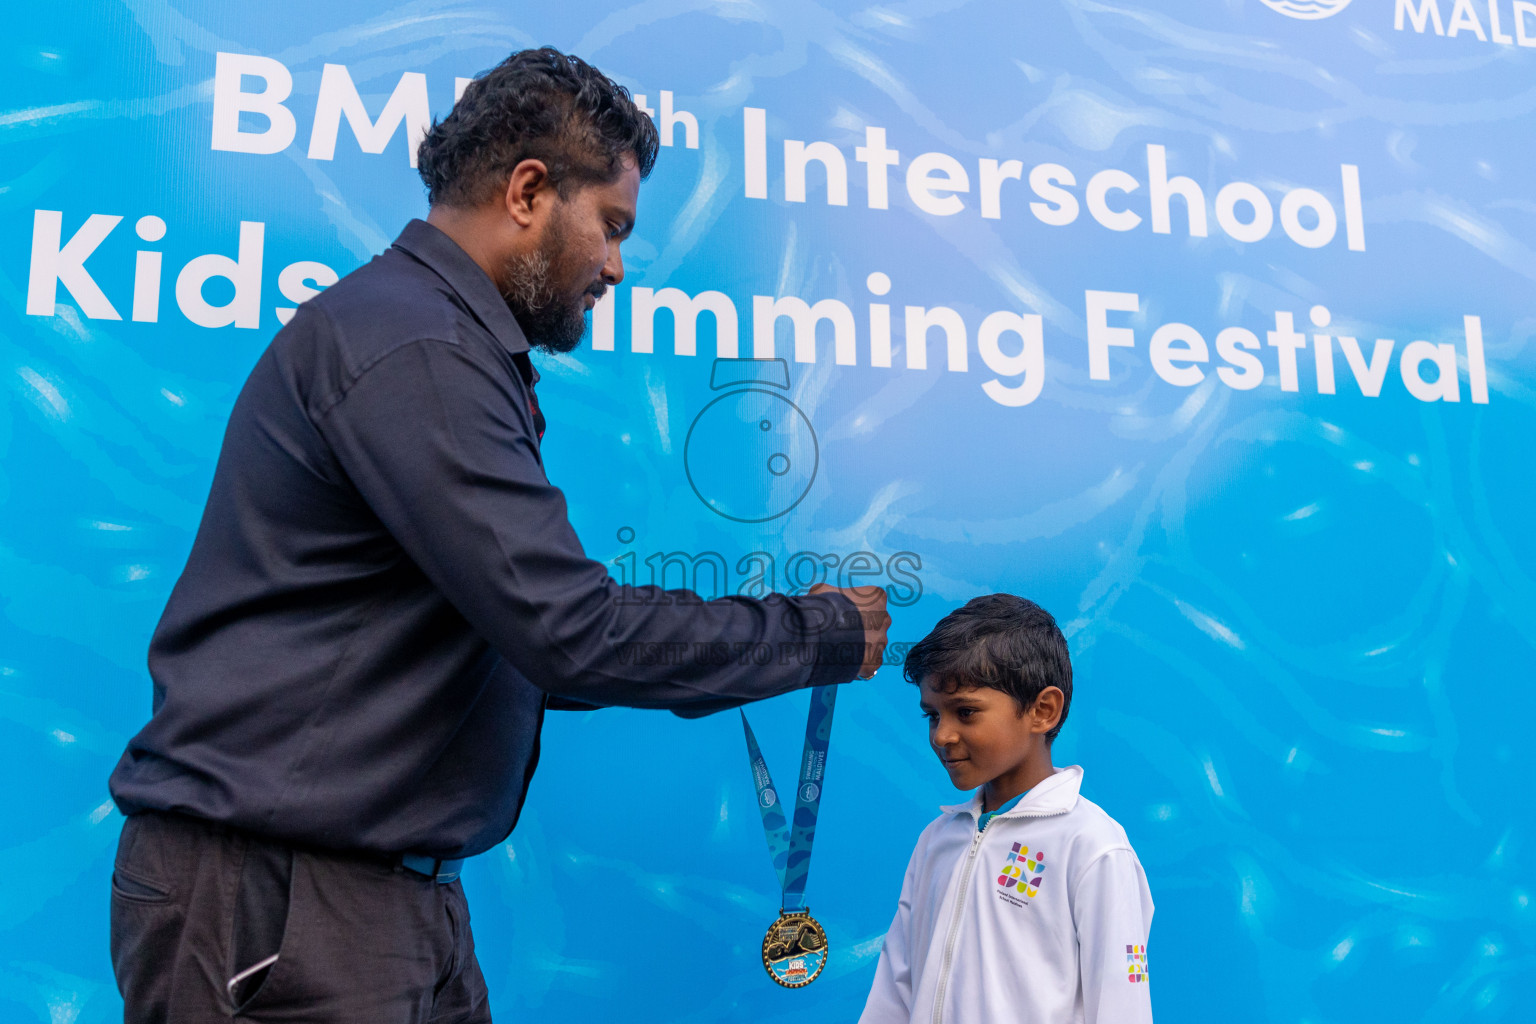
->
xmin=930 ymin=823 xmax=986 ymax=1024
xmin=930 ymin=808 xmax=1065 ymax=1024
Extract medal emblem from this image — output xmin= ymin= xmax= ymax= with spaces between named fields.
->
xmin=761 ymin=909 xmax=828 ymax=987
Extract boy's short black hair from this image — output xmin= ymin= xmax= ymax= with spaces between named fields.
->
xmin=904 ymin=594 xmax=1073 ymax=741
xmin=417 ymin=46 xmax=659 ymax=207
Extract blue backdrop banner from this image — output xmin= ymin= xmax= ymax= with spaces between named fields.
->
xmin=3 ymin=1 xmax=1534 ymax=1020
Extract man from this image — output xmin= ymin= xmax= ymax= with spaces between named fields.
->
xmin=108 ymin=47 xmax=888 ymax=1022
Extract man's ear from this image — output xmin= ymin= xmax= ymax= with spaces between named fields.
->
xmin=502 ymin=159 xmax=553 ymax=227
xmin=1028 ymin=686 xmax=1065 ymax=736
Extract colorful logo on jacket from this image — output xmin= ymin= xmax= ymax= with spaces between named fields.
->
xmin=996 ymin=842 xmax=1045 ymax=899
xmin=1126 ymin=944 xmax=1149 ymax=983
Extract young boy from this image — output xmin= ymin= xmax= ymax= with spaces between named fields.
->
xmin=859 ymin=594 xmax=1153 ymax=1024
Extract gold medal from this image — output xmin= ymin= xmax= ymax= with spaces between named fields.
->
xmin=761 ymin=909 xmax=828 ymax=988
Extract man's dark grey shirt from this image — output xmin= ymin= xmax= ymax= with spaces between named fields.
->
xmin=109 ymin=220 xmax=863 ymax=859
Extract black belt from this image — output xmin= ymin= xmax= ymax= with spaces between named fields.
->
xmin=398 ymin=853 xmax=464 ymax=884
xmin=129 ymin=810 xmax=465 ymax=884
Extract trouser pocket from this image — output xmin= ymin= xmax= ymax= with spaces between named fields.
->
xmin=111 ymin=867 xmax=172 ymax=904
xmin=110 ymin=816 xmax=188 ymax=1021
xmin=227 ymin=841 xmax=293 ymax=1013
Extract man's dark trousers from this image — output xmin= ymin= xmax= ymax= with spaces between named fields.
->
xmin=110 ymin=811 xmax=491 ymax=1023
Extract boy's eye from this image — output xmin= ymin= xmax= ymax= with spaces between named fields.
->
xmin=956 ymin=707 xmax=977 ymax=720
xmin=920 ymin=710 xmax=938 ymax=723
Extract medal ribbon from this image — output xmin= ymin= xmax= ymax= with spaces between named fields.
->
xmin=742 ymin=685 xmax=837 ymax=912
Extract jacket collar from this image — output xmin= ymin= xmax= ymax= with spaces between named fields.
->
xmin=391 ymin=218 xmax=531 ymax=357
xmin=940 ymin=765 xmax=1084 ymax=821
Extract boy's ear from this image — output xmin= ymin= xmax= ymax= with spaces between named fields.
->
xmin=1028 ymin=686 xmax=1065 ymax=735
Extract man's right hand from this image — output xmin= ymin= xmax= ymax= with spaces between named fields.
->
xmin=811 ymin=584 xmax=891 ymax=680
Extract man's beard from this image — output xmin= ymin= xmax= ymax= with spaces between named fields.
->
xmin=499 ymin=216 xmax=596 ymax=355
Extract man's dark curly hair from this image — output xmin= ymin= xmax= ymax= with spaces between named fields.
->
xmin=905 ymin=594 xmax=1074 ymax=742
xmin=417 ymin=47 xmax=660 ymax=207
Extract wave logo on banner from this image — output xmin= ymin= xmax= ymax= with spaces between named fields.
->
xmin=1260 ymin=0 xmax=1354 ymax=18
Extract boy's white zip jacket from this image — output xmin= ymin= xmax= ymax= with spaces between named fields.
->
xmin=859 ymin=766 xmax=1153 ymax=1024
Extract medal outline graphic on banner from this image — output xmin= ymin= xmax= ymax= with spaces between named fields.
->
xmin=742 ymin=685 xmax=837 ymax=988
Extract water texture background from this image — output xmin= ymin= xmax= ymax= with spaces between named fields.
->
xmin=2 ymin=1 xmax=1533 ymax=1020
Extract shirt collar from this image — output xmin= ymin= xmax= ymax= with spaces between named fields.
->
xmin=941 ymin=764 xmax=1084 ymax=820
xmin=391 ymin=218 xmax=531 ymax=357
